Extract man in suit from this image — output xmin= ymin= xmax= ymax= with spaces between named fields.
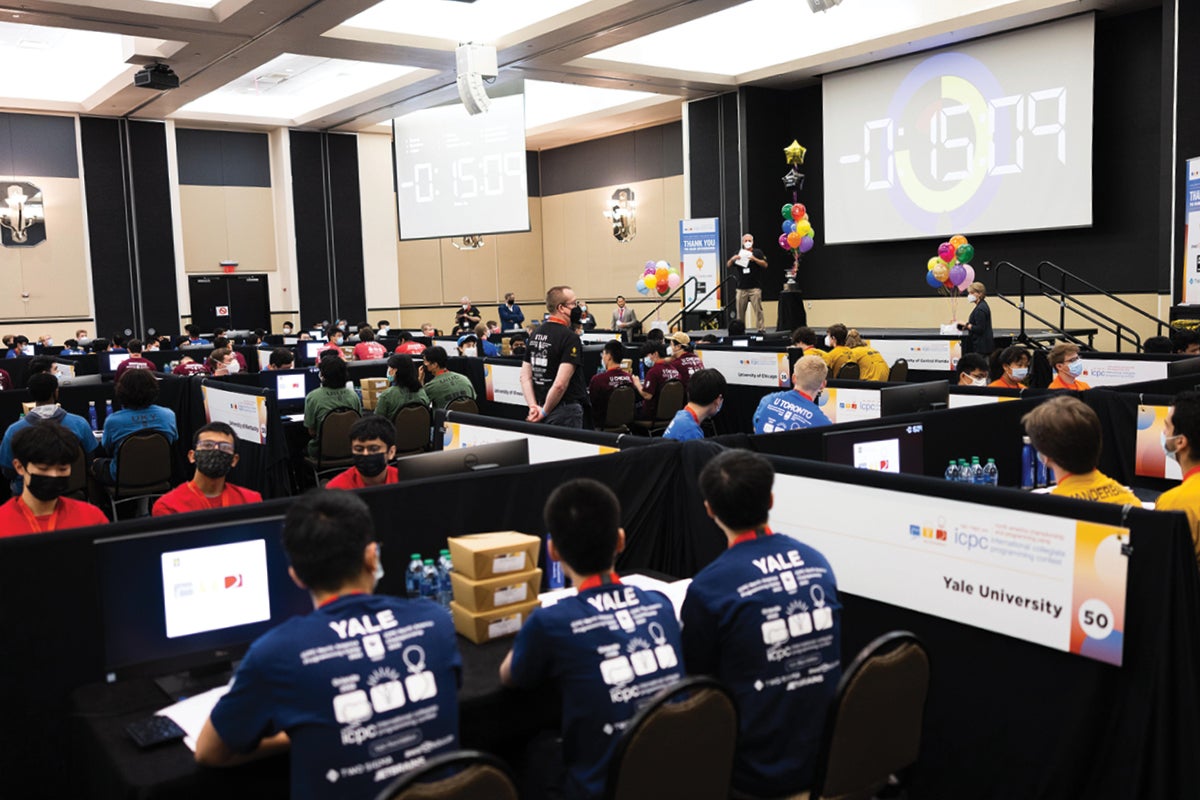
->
xmin=611 ymin=295 xmax=638 ymax=340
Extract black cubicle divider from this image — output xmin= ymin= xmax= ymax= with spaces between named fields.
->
xmin=433 ymin=408 xmax=656 ymax=452
xmin=190 ymin=378 xmax=291 ymax=498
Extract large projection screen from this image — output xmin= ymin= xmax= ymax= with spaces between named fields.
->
xmin=823 ymin=14 xmax=1094 ymax=244
xmin=392 ymin=94 xmax=530 ymax=240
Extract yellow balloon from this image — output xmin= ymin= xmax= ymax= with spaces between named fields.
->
xmin=927 ymin=256 xmax=942 ymax=272
xmin=642 ymin=275 xmax=656 ymax=289
xmin=795 ymin=221 xmax=813 ymax=238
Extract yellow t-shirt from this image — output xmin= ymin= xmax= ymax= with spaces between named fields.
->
xmin=1052 ymin=471 xmax=1141 ymax=507
xmin=848 ymin=345 xmax=890 ymax=381
xmin=1153 ymin=470 xmax=1200 ymax=569
xmin=823 ymin=346 xmax=851 ymax=379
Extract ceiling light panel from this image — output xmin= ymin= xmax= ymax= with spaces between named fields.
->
xmin=524 ymin=79 xmax=671 ymax=130
xmin=140 ymin=0 xmax=222 ymax=8
xmin=335 ymin=0 xmax=597 ymax=48
xmin=0 ymin=21 xmax=130 ymax=103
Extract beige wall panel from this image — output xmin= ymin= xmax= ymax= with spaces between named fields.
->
xmin=180 ymin=185 xmax=228 ymax=272
xmin=223 ymin=186 xmax=277 ymax=271
xmin=440 ymin=237 xmax=498 ymax=304
xmin=540 ymin=193 xmax=568 ymax=292
xmin=358 ymin=133 xmax=401 ymax=309
xmin=18 ymin=177 xmax=90 ymax=319
xmin=396 ymin=238 xmax=444 ymax=306
xmin=495 ymin=198 xmax=544 ymax=303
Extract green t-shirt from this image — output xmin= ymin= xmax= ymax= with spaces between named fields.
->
xmin=374 ymin=385 xmax=431 ymax=421
xmin=303 ymin=386 xmax=361 ymax=455
xmin=424 ymin=370 xmax=476 ymax=408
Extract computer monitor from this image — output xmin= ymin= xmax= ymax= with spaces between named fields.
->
xmin=304 ymin=341 xmax=324 ymax=361
xmin=96 ymin=516 xmax=311 ymax=689
xmin=50 ymin=360 xmax=76 ymax=381
xmin=393 ymin=439 xmax=529 ymax=481
xmin=105 ymin=352 xmax=132 ymax=374
xmin=879 ymin=380 xmax=950 ymax=417
xmin=823 ymin=422 xmax=925 ymax=475
xmin=257 ymin=368 xmax=317 ymax=414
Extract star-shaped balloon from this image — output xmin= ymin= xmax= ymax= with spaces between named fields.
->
xmin=784 ymin=140 xmax=806 ymax=166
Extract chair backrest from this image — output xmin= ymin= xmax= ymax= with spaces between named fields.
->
xmin=445 ymin=396 xmax=479 ymax=415
xmin=888 ymin=358 xmax=909 ymax=382
xmin=64 ymin=441 xmax=87 ymax=500
xmin=812 ymin=631 xmax=931 ymax=800
xmin=655 ymin=380 xmax=686 ymax=422
xmin=374 ymin=750 xmax=517 ymax=800
xmin=392 ymin=403 xmax=433 ymax=454
xmin=837 ymin=361 xmax=860 ymax=380
xmin=605 ymin=384 xmax=637 ymax=429
xmin=605 ymin=676 xmax=737 ymax=800
xmin=317 ymin=408 xmax=360 ymax=463
xmin=114 ymin=432 xmax=173 ymax=494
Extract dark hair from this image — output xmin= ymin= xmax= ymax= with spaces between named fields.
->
xmin=13 ymin=422 xmax=79 ymax=467
xmin=642 ymin=342 xmax=667 ymax=359
xmin=728 ymin=320 xmax=746 ymax=336
xmin=115 ymin=368 xmax=159 ymax=409
xmin=387 ymin=353 xmax=422 ymax=392
xmin=91 ymin=337 xmax=110 ymax=352
xmin=13 ymin=335 xmax=28 ymax=346
xmin=700 ymin=333 xmax=719 ymax=344
xmin=282 ymin=490 xmax=375 ymax=593
xmin=27 ymin=355 xmax=54 ymax=376
xmin=185 ymin=324 xmax=199 ymax=336
xmin=213 ymin=328 xmax=226 ymax=339
xmin=1021 ymin=395 xmax=1101 ymax=474
xmin=27 ymin=372 xmax=58 ymax=403
xmin=602 ymin=340 xmax=625 ymax=363
xmin=699 ymin=449 xmax=773 ymax=531
xmin=64 ymin=339 xmax=78 ymax=349
xmin=687 ymin=368 xmax=726 ymax=406
xmin=319 ymin=355 xmax=348 ymax=387
xmin=326 ymin=325 xmax=343 ymax=341
xmin=1171 ymin=390 xmax=1200 ymax=462
xmin=1171 ymin=328 xmax=1200 ymax=353
xmin=359 ymin=328 xmax=375 ymax=342
xmin=646 ymin=328 xmax=665 ymax=343
xmin=956 ymin=353 xmax=989 ymax=376
xmin=1143 ymin=336 xmax=1173 ymax=354
xmin=282 ymin=321 xmax=294 ymax=329
xmin=377 ymin=320 xmax=390 ymax=328
xmin=349 ymin=415 xmax=396 ymax=448
xmin=193 ymin=421 xmax=236 ymax=448
xmin=270 ymin=347 xmax=295 ymax=368
xmin=398 ymin=330 xmax=414 ymax=342
xmin=545 ymin=478 xmax=620 ymax=575
xmin=826 ymin=324 xmax=848 ymax=346
xmin=127 ymin=338 xmax=143 ymax=354
xmin=791 ymin=326 xmax=817 ymax=347
xmin=212 ymin=336 xmax=230 ymax=350
xmin=423 ymin=345 xmax=449 ymax=369
xmin=996 ymin=345 xmax=1030 ymax=368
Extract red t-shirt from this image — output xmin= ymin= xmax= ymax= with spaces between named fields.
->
xmin=0 ymin=496 xmax=108 ymax=536
xmin=173 ymin=362 xmax=208 ymax=376
xmin=353 ymin=341 xmax=387 ymax=361
xmin=326 ymin=465 xmax=399 ymax=490
xmin=152 ymin=481 xmax=263 ymax=516
xmin=395 ymin=341 xmax=426 ymax=355
xmin=317 ymin=342 xmax=345 ymax=359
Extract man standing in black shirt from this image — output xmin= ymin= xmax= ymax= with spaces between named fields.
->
xmin=726 ymin=232 xmax=768 ymax=332
xmin=453 ymin=296 xmax=481 ymax=335
xmin=521 ymin=285 xmax=587 ymax=428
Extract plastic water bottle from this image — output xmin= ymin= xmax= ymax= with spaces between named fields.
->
xmin=104 ymin=399 xmax=114 ymax=427
xmin=546 ymin=533 xmax=565 ymax=589
xmin=944 ymin=460 xmax=959 ymax=482
xmin=1021 ymin=437 xmax=1036 ymax=490
xmin=1046 ymin=465 xmax=1056 ymax=486
xmin=971 ymin=457 xmax=984 ymax=485
xmin=420 ymin=559 xmax=438 ymax=601
xmin=88 ymin=401 xmax=99 ymax=432
xmin=1035 ymin=453 xmax=1048 ymax=488
xmin=436 ymin=549 xmax=453 ymax=607
xmin=405 ymin=553 xmax=424 ymax=598
xmin=983 ymin=458 xmax=999 ymax=487
xmin=957 ymin=459 xmax=970 ymax=483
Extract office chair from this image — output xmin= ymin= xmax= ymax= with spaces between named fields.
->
xmin=374 ymin=750 xmax=517 ymax=800
xmin=602 ymin=384 xmax=637 ymax=433
xmin=631 ymin=379 xmax=685 ymax=436
xmin=391 ymin=402 xmax=433 ymax=456
xmin=888 ymin=359 xmax=909 ymax=382
xmin=444 ymin=396 xmax=479 ymax=414
xmin=104 ymin=432 xmax=172 ymax=518
xmin=303 ymin=407 xmax=360 ymax=485
xmin=837 ymin=362 xmax=861 ymax=380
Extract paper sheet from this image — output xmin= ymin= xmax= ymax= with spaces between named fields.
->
xmin=158 ymin=684 xmax=231 ymax=751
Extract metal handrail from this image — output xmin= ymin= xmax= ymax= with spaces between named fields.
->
xmin=640 ymin=276 xmax=698 ymax=328
xmin=991 ymin=260 xmax=1141 ymax=351
xmin=1035 ymin=260 xmax=1169 ymax=339
xmin=667 ymin=275 xmax=736 ymax=330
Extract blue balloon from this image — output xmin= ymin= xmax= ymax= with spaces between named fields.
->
xmin=926 ymin=270 xmax=943 ymax=289
xmin=782 ymin=220 xmax=796 ymax=234
xmin=636 ymin=280 xmax=650 ymax=295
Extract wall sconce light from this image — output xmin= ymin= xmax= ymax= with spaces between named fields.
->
xmin=451 ymin=235 xmax=485 ymax=250
xmin=0 ymin=183 xmax=44 ymax=247
xmin=603 ymin=187 xmax=636 ymax=243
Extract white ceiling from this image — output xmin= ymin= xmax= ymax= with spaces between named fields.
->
xmin=0 ymin=0 xmax=1153 ymax=150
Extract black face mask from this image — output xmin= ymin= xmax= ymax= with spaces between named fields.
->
xmin=354 ymin=452 xmax=388 ymax=478
xmin=569 ymin=305 xmax=583 ymax=326
xmin=195 ymin=449 xmax=235 ymax=478
xmin=24 ymin=472 xmax=69 ymax=502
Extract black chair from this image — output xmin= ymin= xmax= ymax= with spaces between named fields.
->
xmin=887 ymin=359 xmax=909 ymax=382
xmin=64 ymin=442 xmax=88 ymax=501
xmin=444 ymin=395 xmax=479 ymax=414
xmin=373 ymin=750 xmax=518 ymax=800
xmin=809 ymin=631 xmax=931 ymax=800
xmin=604 ymin=676 xmax=738 ymax=800
xmin=632 ymin=379 xmax=685 ymax=436
xmin=391 ymin=402 xmax=433 ymax=456
xmin=103 ymin=432 xmax=172 ymax=517
xmin=836 ymin=361 xmax=860 ymax=380
xmin=602 ymin=384 xmax=637 ymax=433
xmin=303 ymin=407 xmax=360 ymax=484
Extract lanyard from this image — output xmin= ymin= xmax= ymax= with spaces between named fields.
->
xmin=730 ymin=526 xmax=773 ymax=548
xmin=186 ymin=481 xmax=232 ymax=508
xmin=577 ymin=572 xmax=620 ymax=591
xmin=685 ymin=407 xmax=701 ymax=425
xmin=17 ymin=497 xmax=58 ymax=533
xmin=318 ymin=590 xmax=366 ymax=609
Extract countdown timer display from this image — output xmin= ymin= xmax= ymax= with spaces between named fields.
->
xmin=392 ymin=93 xmax=530 ymax=240
xmin=823 ymin=14 xmax=1094 ymax=244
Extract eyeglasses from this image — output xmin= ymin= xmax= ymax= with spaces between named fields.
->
xmin=195 ymin=441 xmax=235 ymax=453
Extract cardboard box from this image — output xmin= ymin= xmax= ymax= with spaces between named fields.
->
xmin=359 ymin=377 xmax=389 ymax=411
xmin=450 ymin=568 xmax=542 ymax=613
xmin=447 ymin=532 xmax=541 ymax=580
xmin=450 ymin=598 xmax=539 ymax=644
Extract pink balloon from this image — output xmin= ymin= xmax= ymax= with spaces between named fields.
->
xmin=798 ymin=235 xmax=814 ymax=253
xmin=778 ymin=233 xmax=791 ymax=250
xmin=644 ymin=266 xmax=655 ymax=276
xmin=938 ymin=242 xmax=955 ymax=263
xmin=958 ymin=263 xmax=976 ymax=289
xmin=667 ymin=273 xmax=681 ymax=290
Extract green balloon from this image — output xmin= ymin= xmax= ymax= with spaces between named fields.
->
xmin=956 ymin=243 xmax=975 ymax=263
xmin=781 ymin=203 xmax=793 ymax=220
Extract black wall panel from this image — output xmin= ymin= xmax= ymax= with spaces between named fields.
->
xmin=79 ymin=117 xmax=135 ymax=336
xmin=539 ymin=121 xmax=683 ymax=196
xmin=127 ymin=120 xmax=181 ymax=338
xmin=326 ymin=133 xmax=366 ymax=324
xmin=176 ymin=128 xmax=271 ymax=187
xmin=1173 ymin=0 xmax=1199 ymax=298
xmin=0 ymin=113 xmax=78 ymax=178
xmin=290 ymin=130 xmax=330 ymax=327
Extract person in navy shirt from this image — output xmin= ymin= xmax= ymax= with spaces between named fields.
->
xmin=499 ymin=292 xmax=525 ymax=331
xmin=501 ymin=479 xmax=684 ymax=799
xmin=663 ymin=368 xmax=726 ymax=442
xmin=681 ymin=450 xmax=842 ymax=798
xmin=753 ymin=354 xmax=832 ymax=434
xmin=197 ymin=490 xmax=462 ymax=799
xmin=93 ymin=369 xmax=178 ymax=484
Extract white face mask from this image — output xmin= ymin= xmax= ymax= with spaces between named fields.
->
xmin=971 ymin=376 xmax=987 ymax=386
xmin=967 ymin=294 xmax=978 ymax=304
xmin=743 ymin=241 xmax=753 ymax=250
xmin=462 ymin=346 xmax=477 ymax=358
xmin=825 ymin=336 xmax=834 ymax=348
xmin=1164 ymin=431 xmax=1181 ymax=461
xmin=1011 ymin=366 xmax=1028 ymax=381
xmin=378 ymin=327 xmax=389 ymax=335
xmin=643 ymin=356 xmax=654 ymax=367
xmin=226 ymin=359 xmax=240 ymax=374
xmin=1067 ymin=359 xmax=1084 ymax=377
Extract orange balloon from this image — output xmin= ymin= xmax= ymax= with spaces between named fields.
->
xmin=949 ymin=234 xmax=968 ymax=250
xmin=786 ymin=231 xmax=802 ymax=249
xmin=931 ymin=264 xmax=950 ymax=282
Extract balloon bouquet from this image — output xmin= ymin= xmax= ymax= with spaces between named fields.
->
xmin=925 ymin=234 xmax=976 ymax=321
xmin=778 ymin=139 xmax=816 ymax=287
xmin=635 ymin=259 xmax=681 ymax=298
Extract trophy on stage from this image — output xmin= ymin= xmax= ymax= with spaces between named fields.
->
xmin=778 ymin=140 xmax=816 ymax=292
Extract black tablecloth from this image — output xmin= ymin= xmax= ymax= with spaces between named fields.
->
xmin=776 ymin=291 xmax=806 ymax=332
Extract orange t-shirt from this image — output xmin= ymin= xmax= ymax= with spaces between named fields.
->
xmin=1048 ymin=375 xmax=1091 ymax=391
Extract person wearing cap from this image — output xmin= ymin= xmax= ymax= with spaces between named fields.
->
xmin=373 ymin=354 xmax=431 ymax=421
xmin=667 ymin=331 xmax=704 ymax=385
xmin=457 ymin=333 xmax=480 ymax=358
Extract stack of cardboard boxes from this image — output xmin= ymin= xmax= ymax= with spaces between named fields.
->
xmin=447 ymin=531 xmax=543 ymax=643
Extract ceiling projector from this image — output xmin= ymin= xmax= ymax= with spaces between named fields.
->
xmin=806 ymin=0 xmax=843 ymax=10
xmin=134 ymin=63 xmax=180 ymax=90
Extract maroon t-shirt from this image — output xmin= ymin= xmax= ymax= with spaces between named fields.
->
xmin=642 ymin=360 xmax=682 ymax=418
xmin=588 ymin=368 xmax=634 ymax=426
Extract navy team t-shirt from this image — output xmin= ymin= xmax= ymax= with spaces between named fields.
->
xmin=681 ymin=531 xmax=841 ymax=797
xmin=210 ymin=593 xmax=461 ymax=800
xmin=508 ymin=576 xmax=684 ymax=799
